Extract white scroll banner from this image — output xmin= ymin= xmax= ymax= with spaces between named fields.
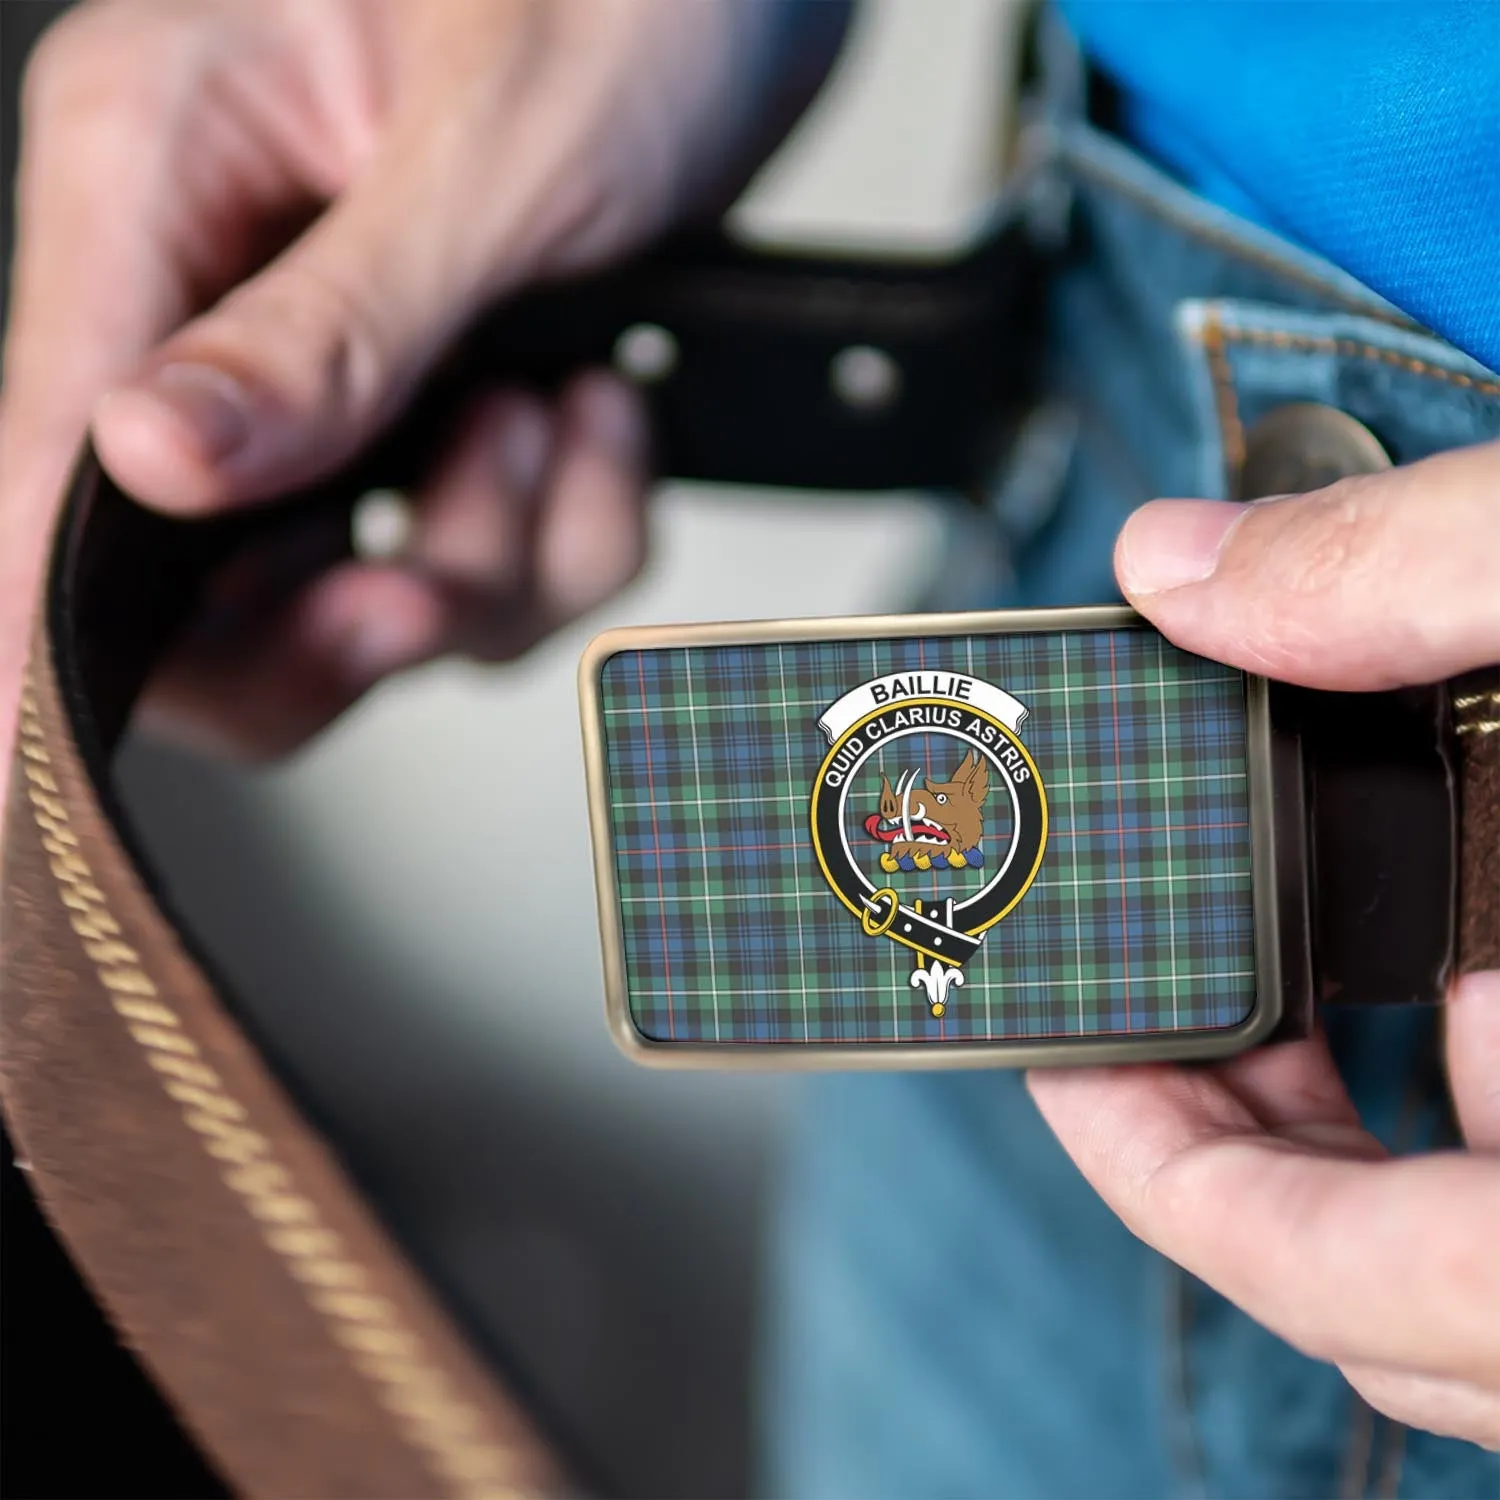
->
xmin=817 ymin=671 xmax=1029 ymax=744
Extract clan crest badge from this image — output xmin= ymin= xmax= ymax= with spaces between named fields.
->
xmin=810 ymin=670 xmax=1048 ymax=1017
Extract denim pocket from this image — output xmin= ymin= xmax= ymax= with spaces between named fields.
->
xmin=1177 ymin=300 xmax=1500 ymax=500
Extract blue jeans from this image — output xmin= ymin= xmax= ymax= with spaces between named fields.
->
xmin=761 ymin=107 xmax=1500 ymax=1500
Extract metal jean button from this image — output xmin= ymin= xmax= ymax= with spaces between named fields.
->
xmin=1237 ymin=403 xmax=1391 ymax=500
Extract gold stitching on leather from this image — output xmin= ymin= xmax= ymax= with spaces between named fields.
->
xmin=1216 ymin=326 xmax=1500 ymax=395
xmin=16 ymin=683 xmax=532 ymax=1500
xmin=1455 ymin=689 xmax=1500 ymax=738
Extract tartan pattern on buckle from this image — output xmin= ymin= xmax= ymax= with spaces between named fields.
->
xmin=597 ymin=628 xmax=1255 ymax=1045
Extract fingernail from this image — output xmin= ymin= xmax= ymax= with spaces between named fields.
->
xmin=125 ymin=362 xmax=254 ymax=465
xmin=496 ymin=405 xmax=551 ymax=495
xmin=575 ymin=375 xmax=645 ymax=461
xmin=1117 ymin=499 xmax=1243 ymax=595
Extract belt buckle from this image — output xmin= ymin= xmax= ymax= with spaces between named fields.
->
xmin=579 ymin=604 xmax=1300 ymax=1068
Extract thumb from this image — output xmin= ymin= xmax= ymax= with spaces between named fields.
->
xmin=91 ymin=138 xmax=528 ymax=514
xmin=1114 ymin=442 xmax=1500 ymax=691
xmin=1447 ymin=969 xmax=1500 ymax=1153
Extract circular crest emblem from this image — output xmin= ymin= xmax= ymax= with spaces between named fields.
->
xmin=809 ymin=671 xmax=1047 ymax=1016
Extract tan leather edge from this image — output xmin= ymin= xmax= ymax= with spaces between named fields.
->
xmin=0 ymin=629 xmax=570 ymax=1500
xmin=1455 ymin=666 xmax=1500 ymax=975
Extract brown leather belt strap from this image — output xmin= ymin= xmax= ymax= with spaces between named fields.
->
xmin=4 ymin=459 xmax=571 ymax=1497
xmin=1455 ymin=665 xmax=1500 ymax=973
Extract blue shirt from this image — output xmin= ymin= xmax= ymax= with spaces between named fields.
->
xmin=1061 ymin=0 xmax=1500 ymax=373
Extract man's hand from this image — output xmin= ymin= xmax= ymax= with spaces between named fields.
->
xmin=0 ymin=0 xmax=842 ymax=759
xmin=1031 ymin=441 xmax=1500 ymax=1448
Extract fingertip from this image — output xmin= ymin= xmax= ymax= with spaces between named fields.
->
xmin=561 ymin=368 xmax=649 ymax=470
xmin=301 ymin=564 xmax=448 ymax=689
xmin=1024 ymin=1065 xmax=1066 ymax=1105
xmin=1025 ymin=1062 xmax=1162 ymax=1132
xmin=414 ymin=391 xmax=554 ymax=587
xmin=538 ymin=460 xmax=648 ymax=618
xmin=537 ymin=372 xmax=650 ymax=620
xmin=1451 ymin=967 xmax=1500 ymax=1010
xmin=1115 ymin=498 xmax=1243 ymax=599
xmin=494 ymin=397 xmax=553 ymax=496
xmin=1025 ymin=1064 xmax=1126 ymax=1141
xmin=1446 ymin=968 xmax=1500 ymax=1151
xmin=93 ymin=363 xmax=253 ymax=512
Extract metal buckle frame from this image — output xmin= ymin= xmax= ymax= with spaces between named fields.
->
xmin=579 ymin=604 xmax=1294 ymax=1070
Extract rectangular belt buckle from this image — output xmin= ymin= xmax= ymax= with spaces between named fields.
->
xmin=578 ymin=606 xmax=1449 ymax=1069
